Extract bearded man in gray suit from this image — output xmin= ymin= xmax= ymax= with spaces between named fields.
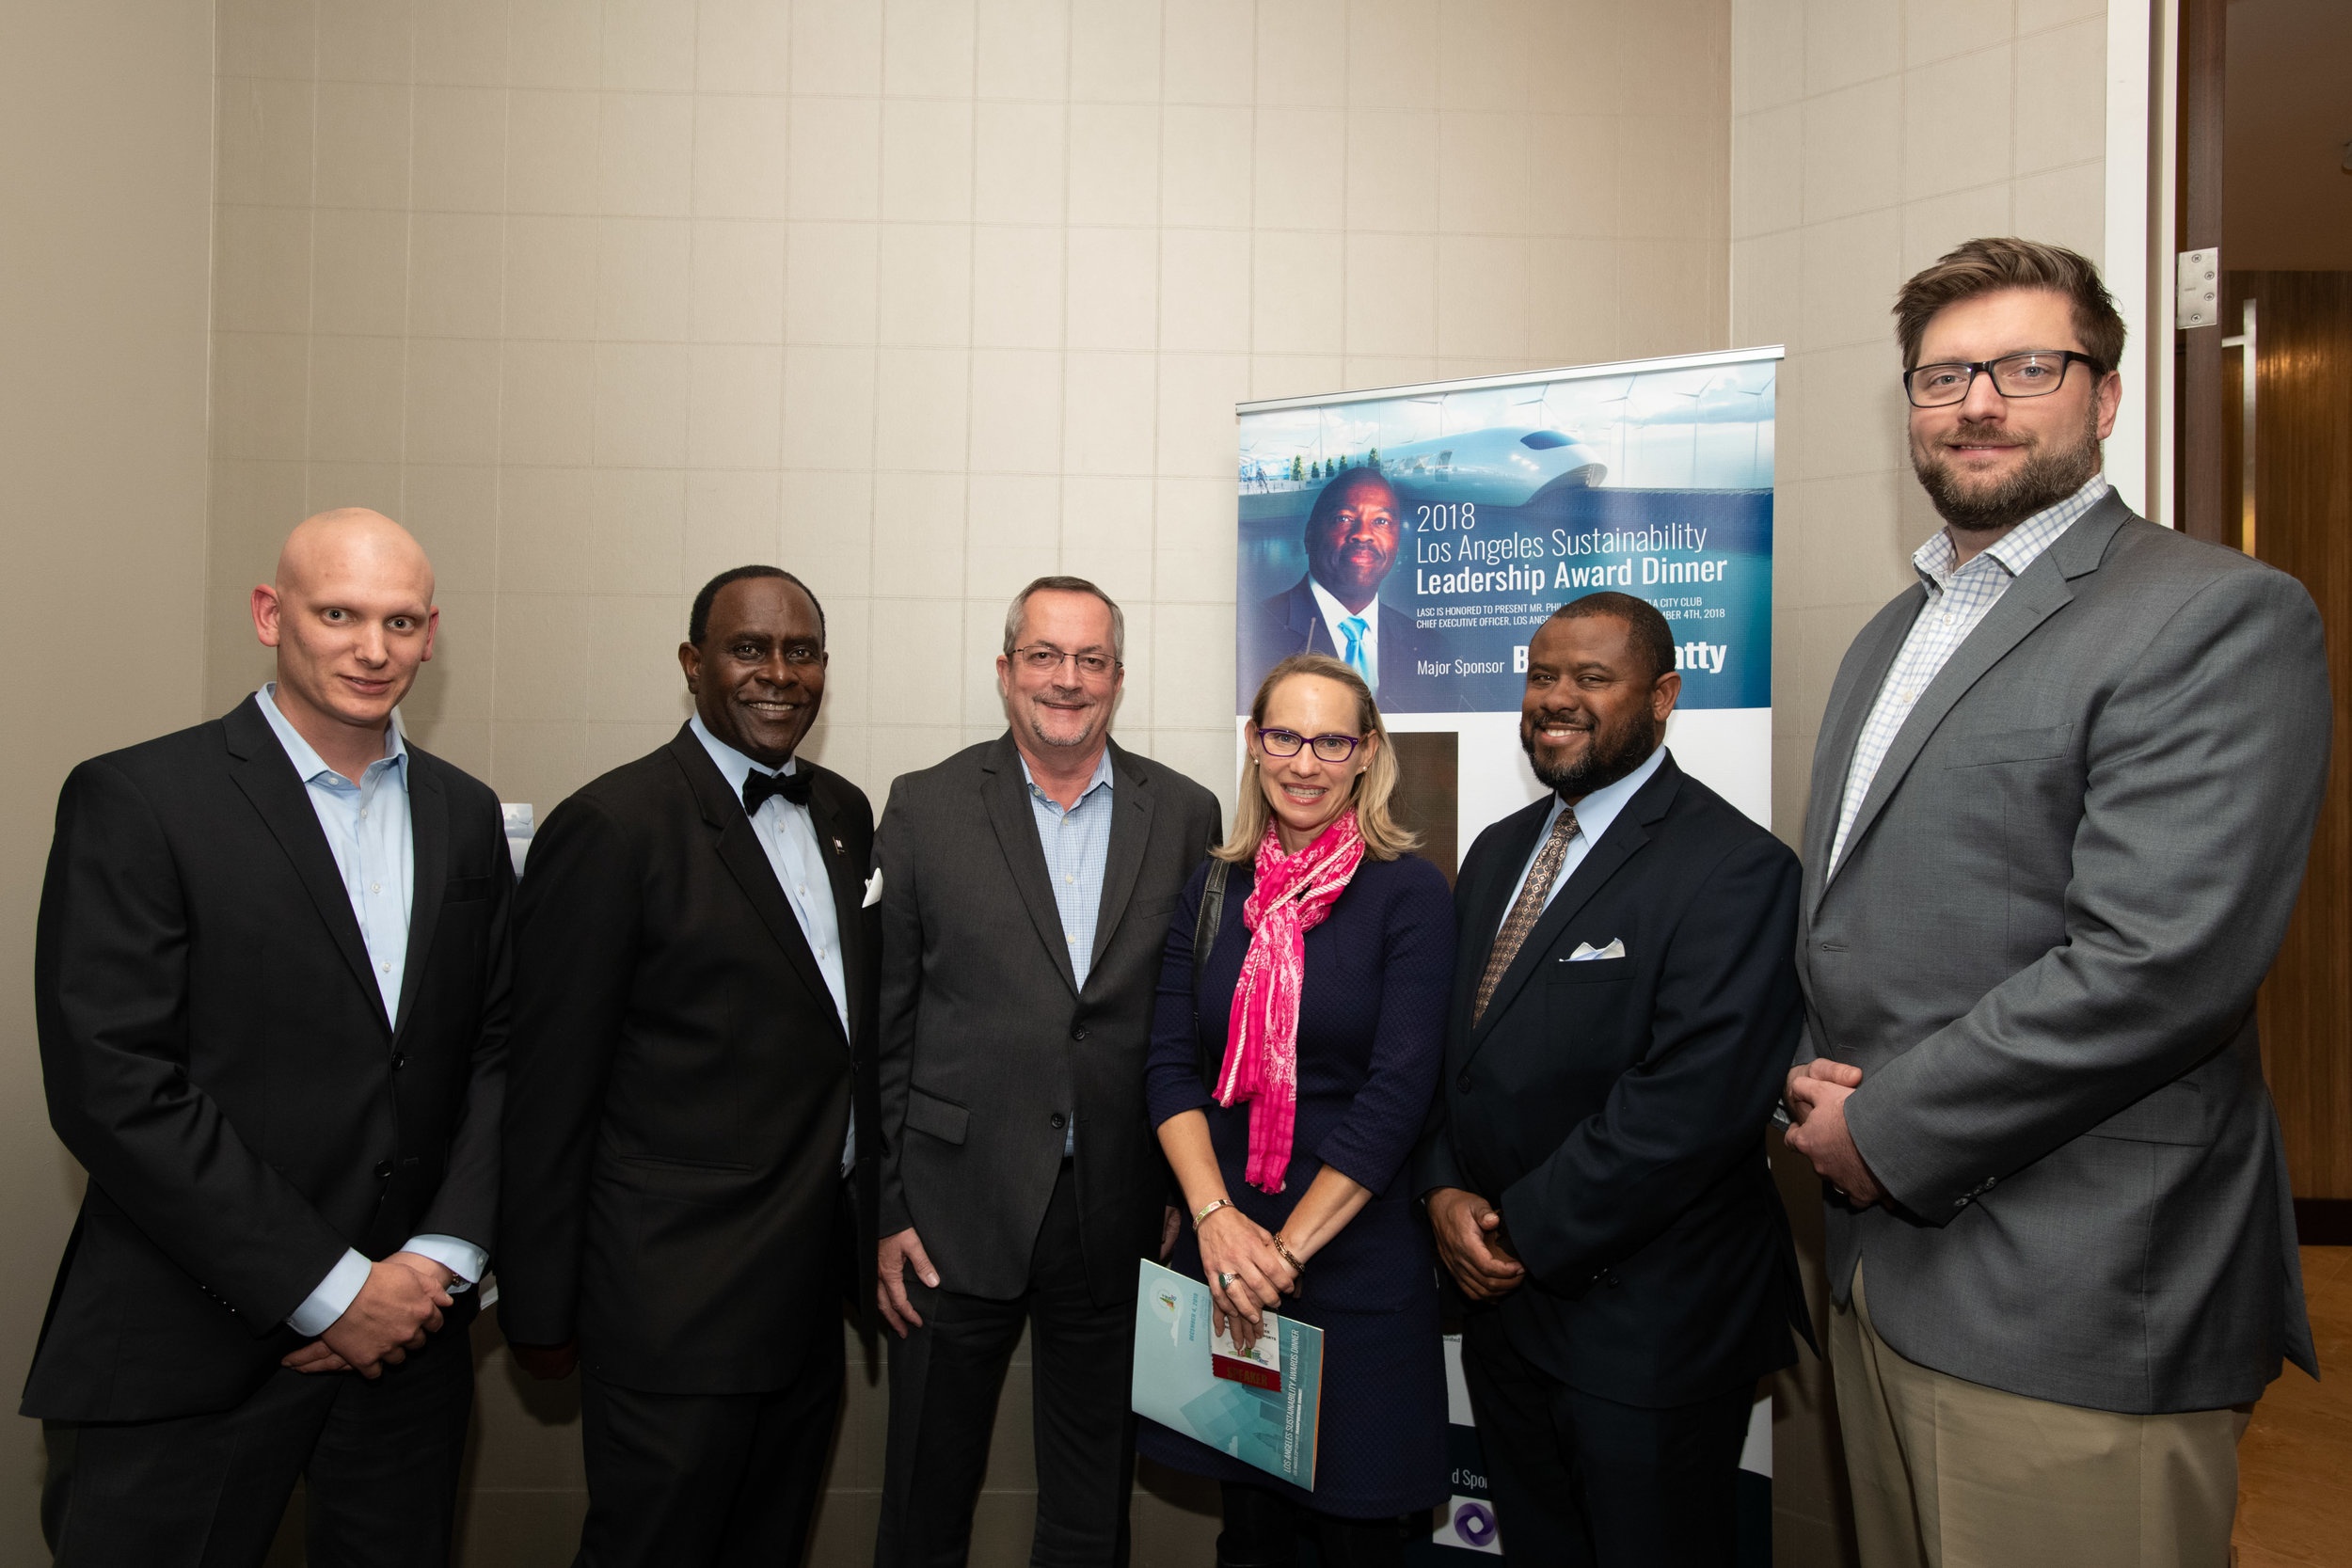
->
xmin=1785 ymin=238 xmax=2328 ymax=1568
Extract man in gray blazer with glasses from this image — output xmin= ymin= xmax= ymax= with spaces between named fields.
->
xmin=1786 ymin=238 xmax=2328 ymax=1568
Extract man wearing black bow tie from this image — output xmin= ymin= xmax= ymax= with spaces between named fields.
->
xmin=499 ymin=566 xmax=879 ymax=1568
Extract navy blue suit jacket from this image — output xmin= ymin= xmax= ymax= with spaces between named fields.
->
xmin=1419 ymin=753 xmax=1812 ymax=1408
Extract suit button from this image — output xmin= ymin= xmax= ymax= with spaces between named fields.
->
xmin=390 ymin=1053 xmax=405 ymax=1070
xmin=1050 ymin=1113 xmax=1067 ymax=1130
xmin=1072 ymin=1027 xmax=1089 ymax=1041
xmin=1456 ymin=1071 xmax=1471 ymax=1093
xmin=374 ymin=1161 xmax=393 ymax=1180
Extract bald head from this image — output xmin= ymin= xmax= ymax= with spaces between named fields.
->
xmin=252 ymin=509 xmax=440 ymax=781
xmin=276 ymin=508 xmax=435 ymax=604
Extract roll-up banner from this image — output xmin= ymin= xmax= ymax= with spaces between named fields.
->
xmin=1232 ymin=349 xmax=1781 ymax=1563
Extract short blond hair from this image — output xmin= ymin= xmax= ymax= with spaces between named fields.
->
xmin=1217 ymin=655 xmax=1420 ymax=863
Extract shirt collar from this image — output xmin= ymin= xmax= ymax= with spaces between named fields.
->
xmin=1308 ymin=576 xmax=1375 ymax=640
xmin=256 ymin=683 xmax=406 ymax=789
xmin=1019 ymin=747 xmax=1115 ymax=809
xmin=689 ymin=712 xmax=798 ymax=799
xmin=1546 ymin=742 xmax=1668 ymax=847
xmin=1912 ymin=474 xmax=2109 ymax=592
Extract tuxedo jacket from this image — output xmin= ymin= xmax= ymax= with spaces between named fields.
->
xmin=1420 ymin=754 xmax=1810 ymax=1409
xmin=1797 ymin=495 xmax=2328 ymax=1412
xmin=498 ymin=726 xmax=879 ymax=1395
xmin=875 ymin=735 xmax=1221 ymax=1306
xmin=24 ymin=695 xmax=511 ymax=1423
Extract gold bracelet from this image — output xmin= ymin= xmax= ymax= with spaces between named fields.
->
xmin=1271 ymin=1233 xmax=1304 ymax=1275
xmin=1193 ymin=1197 xmax=1234 ymax=1229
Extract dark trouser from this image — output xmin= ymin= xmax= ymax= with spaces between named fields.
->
xmin=877 ymin=1163 xmax=1136 ymax=1568
xmin=1216 ymin=1481 xmax=1412 ymax=1568
xmin=41 ymin=1314 xmax=474 ymax=1568
xmin=1459 ymin=1315 xmax=1753 ymax=1568
xmin=574 ymin=1332 xmax=845 ymax=1568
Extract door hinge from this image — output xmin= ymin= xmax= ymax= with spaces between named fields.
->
xmin=2177 ymin=248 xmax=2221 ymax=329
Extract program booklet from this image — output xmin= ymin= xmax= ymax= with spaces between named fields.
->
xmin=1131 ymin=1258 xmax=1323 ymax=1490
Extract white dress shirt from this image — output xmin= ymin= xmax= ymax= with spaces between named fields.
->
xmin=1500 ymin=744 xmax=1669 ymax=929
xmin=1309 ymin=576 xmax=1381 ymax=691
xmin=255 ymin=686 xmax=485 ymax=1337
xmin=1827 ymin=476 xmax=2109 ymax=875
xmin=688 ymin=715 xmax=856 ymax=1176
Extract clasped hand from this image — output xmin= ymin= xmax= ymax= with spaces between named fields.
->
xmin=281 ymin=1251 xmax=456 ymax=1378
xmin=1783 ymin=1057 xmax=1884 ymax=1206
xmin=1426 ymin=1188 xmax=1524 ymax=1303
xmin=1198 ymin=1205 xmax=1296 ymax=1349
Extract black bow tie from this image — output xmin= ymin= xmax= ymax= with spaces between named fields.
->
xmin=743 ymin=767 xmax=814 ymax=815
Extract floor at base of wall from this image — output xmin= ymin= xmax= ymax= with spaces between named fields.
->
xmin=2233 ymin=1245 xmax=2351 ymax=1567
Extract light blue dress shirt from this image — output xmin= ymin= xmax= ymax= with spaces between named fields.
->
xmin=688 ymin=715 xmax=855 ymax=1176
xmin=255 ymin=686 xmax=485 ymax=1337
xmin=1020 ymin=749 xmax=1117 ymax=1156
xmin=1500 ymin=743 xmax=1670 ymax=930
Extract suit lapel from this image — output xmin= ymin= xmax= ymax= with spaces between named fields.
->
xmin=804 ymin=778 xmax=867 ymax=1046
xmin=1086 ymin=742 xmax=1154 ymax=982
xmin=669 ymin=728 xmax=847 ymax=1046
xmin=1826 ymin=558 xmax=2074 ymax=885
xmin=1803 ymin=594 xmax=1919 ymax=912
xmin=1286 ymin=578 xmax=1330 ymax=657
xmin=980 ymin=736 xmax=1080 ymax=996
xmin=1467 ymin=761 xmax=1678 ymax=1053
xmin=222 ymin=698 xmax=386 ymax=1030
xmin=389 ymin=753 xmax=446 ymax=1042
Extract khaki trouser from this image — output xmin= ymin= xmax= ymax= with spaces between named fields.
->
xmin=1829 ymin=1261 xmax=2249 ymax=1568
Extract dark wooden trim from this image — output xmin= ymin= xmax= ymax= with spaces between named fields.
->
xmin=2177 ymin=0 xmax=2228 ymax=544
xmin=2293 ymin=1199 xmax=2352 ymax=1247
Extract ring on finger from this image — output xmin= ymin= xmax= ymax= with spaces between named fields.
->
xmin=1216 ymin=1272 xmax=1238 ymax=1289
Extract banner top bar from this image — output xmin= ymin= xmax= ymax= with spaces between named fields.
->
xmin=1233 ymin=344 xmax=1787 ymax=417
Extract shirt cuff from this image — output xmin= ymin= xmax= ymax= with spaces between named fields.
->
xmin=287 ymin=1248 xmax=373 ymax=1338
xmin=400 ymin=1234 xmax=486 ymax=1291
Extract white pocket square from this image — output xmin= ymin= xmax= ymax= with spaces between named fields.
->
xmin=861 ymin=869 xmax=884 ymax=909
xmin=1567 ymin=938 xmax=1626 ymax=961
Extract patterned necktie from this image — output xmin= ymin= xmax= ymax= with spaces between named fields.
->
xmin=1473 ymin=805 xmax=1580 ymax=1024
xmin=1339 ymin=616 xmax=1370 ymax=683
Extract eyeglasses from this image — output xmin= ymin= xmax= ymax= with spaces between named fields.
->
xmin=1257 ymin=728 xmax=1363 ymax=763
xmin=1901 ymin=350 xmax=2106 ymax=407
xmin=1009 ymin=643 xmax=1120 ymax=679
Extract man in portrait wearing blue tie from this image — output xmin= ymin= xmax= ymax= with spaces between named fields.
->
xmin=1241 ymin=468 xmax=1438 ymax=709
xmin=26 ymin=509 xmax=511 ymax=1566
xmin=499 ymin=566 xmax=879 ymax=1568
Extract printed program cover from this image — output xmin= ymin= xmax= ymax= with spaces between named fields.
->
xmin=1131 ymin=1259 xmax=1323 ymax=1490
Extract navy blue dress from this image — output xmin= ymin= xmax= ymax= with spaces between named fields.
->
xmin=1137 ymin=851 xmax=1454 ymax=1518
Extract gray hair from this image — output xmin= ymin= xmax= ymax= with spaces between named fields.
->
xmin=1002 ymin=575 xmax=1126 ymax=661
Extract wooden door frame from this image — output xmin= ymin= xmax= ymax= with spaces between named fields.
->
xmin=2177 ymin=0 xmax=2229 ymax=546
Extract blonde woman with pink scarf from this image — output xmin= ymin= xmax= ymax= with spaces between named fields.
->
xmin=1136 ymin=655 xmax=1454 ymax=1566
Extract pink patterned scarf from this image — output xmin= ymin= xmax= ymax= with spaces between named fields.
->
xmin=1215 ymin=810 xmax=1368 ymax=1193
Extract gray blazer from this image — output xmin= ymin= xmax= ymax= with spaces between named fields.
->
xmin=875 ymin=734 xmax=1221 ymax=1305
xmin=1797 ymin=493 xmax=2328 ymax=1414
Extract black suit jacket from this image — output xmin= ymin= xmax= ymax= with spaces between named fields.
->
xmin=1241 ymin=574 xmax=1431 ymax=706
xmin=24 ymin=696 xmax=511 ymax=1423
xmin=499 ymin=726 xmax=879 ymax=1395
xmin=875 ymin=736 xmax=1221 ymax=1306
xmin=1419 ymin=754 xmax=1810 ymax=1408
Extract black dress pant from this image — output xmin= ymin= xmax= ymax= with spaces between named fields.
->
xmin=877 ymin=1163 xmax=1135 ymax=1568
xmin=575 ymin=1338 xmax=844 ymax=1568
xmin=1459 ymin=1314 xmax=1754 ymax=1568
xmin=40 ymin=1311 xmax=475 ymax=1568
xmin=1216 ymin=1481 xmax=1412 ymax=1568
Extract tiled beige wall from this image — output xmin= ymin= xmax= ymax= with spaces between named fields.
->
xmin=0 ymin=2 xmax=219 ymax=1559
xmin=1730 ymin=2 xmax=2109 ymax=1561
xmin=201 ymin=1 xmax=1732 ymax=1561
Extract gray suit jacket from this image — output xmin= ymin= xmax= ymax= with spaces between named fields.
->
xmin=876 ymin=735 xmax=1221 ymax=1305
xmin=1796 ymin=492 xmax=2328 ymax=1414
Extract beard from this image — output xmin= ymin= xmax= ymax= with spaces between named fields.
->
xmin=1912 ymin=403 xmax=2103 ymax=535
xmin=1522 ymin=702 xmax=1663 ymax=799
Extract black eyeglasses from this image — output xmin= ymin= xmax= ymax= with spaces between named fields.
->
xmin=1901 ymin=350 xmax=2106 ymax=407
xmin=1257 ymin=729 xmax=1363 ymax=763
xmin=1009 ymin=643 xmax=1120 ymax=679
